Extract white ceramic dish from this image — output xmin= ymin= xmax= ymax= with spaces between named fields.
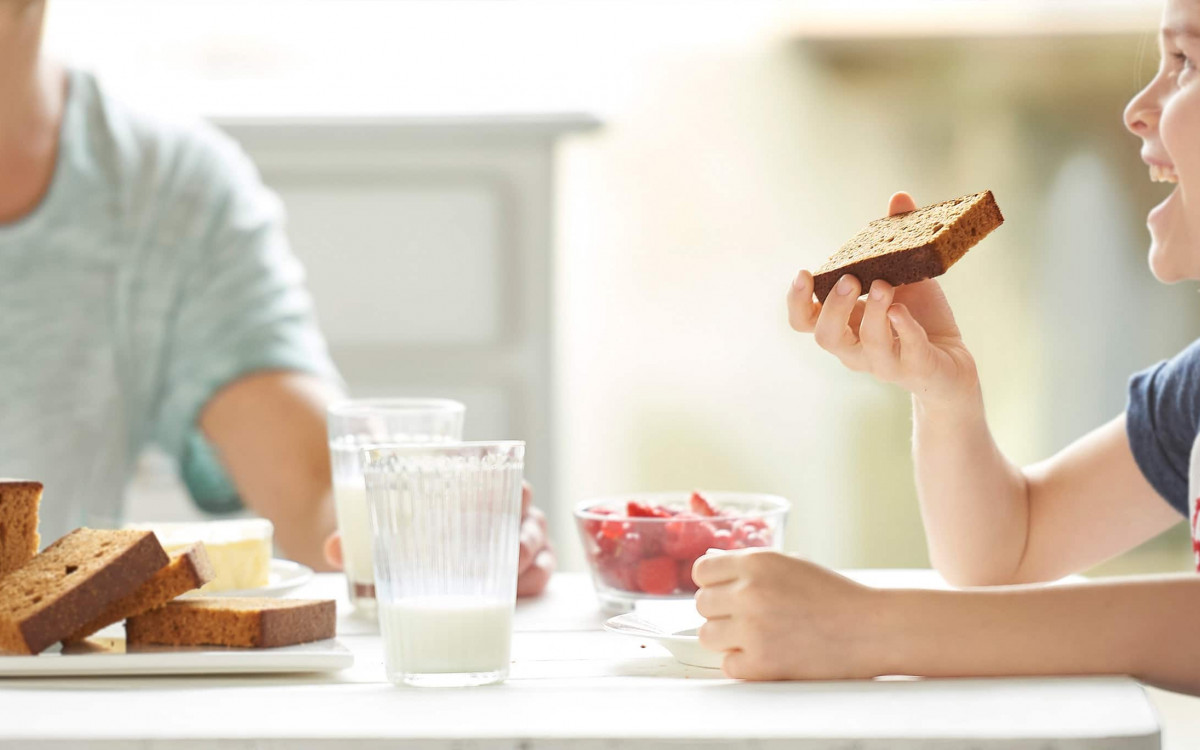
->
xmin=188 ymin=559 xmax=314 ymax=599
xmin=604 ymin=611 xmax=723 ymax=670
xmin=0 ymin=637 xmax=353 ymax=678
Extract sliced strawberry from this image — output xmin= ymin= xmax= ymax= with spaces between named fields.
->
xmin=739 ymin=516 xmax=768 ymax=532
xmin=582 ymin=507 xmax=612 ymax=535
xmin=689 ymin=492 xmax=718 ymax=517
xmin=742 ymin=531 xmax=768 ymax=548
xmin=627 ymin=501 xmax=673 ymax=519
xmin=635 ymin=556 xmax=678 ymax=595
xmin=711 ymin=528 xmax=735 ymax=550
xmin=663 ymin=519 xmax=717 ymax=560
xmin=599 ymin=561 xmax=639 ymax=592
xmin=593 ymin=530 xmax=619 ymax=557
xmin=600 ymin=519 xmax=629 ymax=540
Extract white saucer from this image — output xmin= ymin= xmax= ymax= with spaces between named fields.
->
xmin=193 ymin=559 xmax=314 ymax=598
xmin=604 ymin=611 xmax=724 ymax=670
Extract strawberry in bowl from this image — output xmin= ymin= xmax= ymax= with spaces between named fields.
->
xmin=574 ymin=491 xmax=788 ymax=612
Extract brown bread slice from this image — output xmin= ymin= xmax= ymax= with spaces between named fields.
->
xmin=126 ymin=598 xmax=336 ymax=648
xmin=0 ymin=529 xmax=169 ymax=655
xmin=812 ymin=190 xmax=1004 ymax=303
xmin=0 ymin=480 xmax=42 ymax=578
xmin=63 ymin=542 xmax=215 ymax=643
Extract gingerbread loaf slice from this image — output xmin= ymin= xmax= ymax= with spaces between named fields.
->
xmin=812 ymin=190 xmax=1004 ymax=303
xmin=0 ymin=480 xmax=42 ymax=578
xmin=63 ymin=542 xmax=215 ymax=643
xmin=0 ymin=529 xmax=169 ymax=654
xmin=126 ymin=598 xmax=335 ymax=649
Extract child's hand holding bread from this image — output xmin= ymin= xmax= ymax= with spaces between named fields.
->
xmin=787 ymin=191 xmax=1002 ymax=410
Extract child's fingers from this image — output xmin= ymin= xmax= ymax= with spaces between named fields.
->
xmin=694 ymin=580 xmax=735 ymax=618
xmin=811 ymin=275 xmax=865 ymax=370
xmin=721 ymin=649 xmax=756 ymax=680
xmin=697 ymin=617 xmax=738 ymax=653
xmin=859 ymin=280 xmax=900 ymax=380
xmin=888 ymin=303 xmax=934 ymax=375
xmin=693 ymin=552 xmax=739 ymax=588
xmin=786 ymin=270 xmax=820 ymax=332
xmin=888 ymin=191 xmax=917 ymax=215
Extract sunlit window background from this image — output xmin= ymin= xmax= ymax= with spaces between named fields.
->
xmin=46 ymin=0 xmax=1195 ymax=575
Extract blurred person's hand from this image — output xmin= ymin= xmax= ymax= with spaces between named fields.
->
xmin=787 ymin=192 xmax=979 ymax=410
xmin=692 ymin=549 xmax=884 ymax=680
xmin=322 ymin=480 xmax=555 ymax=598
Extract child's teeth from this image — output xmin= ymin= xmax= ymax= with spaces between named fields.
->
xmin=1150 ymin=164 xmax=1179 ymax=183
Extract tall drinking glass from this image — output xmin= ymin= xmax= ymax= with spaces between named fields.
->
xmin=327 ymin=398 xmax=465 ymax=617
xmin=363 ymin=441 xmax=524 ymax=687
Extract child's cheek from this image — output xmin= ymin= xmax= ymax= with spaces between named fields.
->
xmin=1162 ymin=83 xmax=1200 ymax=185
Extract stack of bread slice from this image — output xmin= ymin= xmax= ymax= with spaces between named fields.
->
xmin=0 ymin=480 xmax=335 ymax=654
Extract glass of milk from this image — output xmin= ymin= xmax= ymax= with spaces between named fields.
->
xmin=362 ymin=441 xmax=524 ymax=688
xmin=326 ymin=398 xmax=466 ymax=619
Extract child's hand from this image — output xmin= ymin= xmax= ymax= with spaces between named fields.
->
xmin=693 ymin=549 xmax=890 ymax=680
xmin=787 ymin=192 xmax=979 ymax=409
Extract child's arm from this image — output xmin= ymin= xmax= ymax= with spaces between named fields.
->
xmin=694 ymin=550 xmax=1200 ymax=695
xmin=913 ymin=404 xmax=1179 ymax=586
xmin=788 ymin=192 xmax=1181 ymax=586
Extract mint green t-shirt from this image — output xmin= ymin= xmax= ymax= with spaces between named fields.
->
xmin=0 ymin=70 xmax=340 ymax=544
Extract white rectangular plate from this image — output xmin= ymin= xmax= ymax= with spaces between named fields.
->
xmin=0 ymin=637 xmax=353 ymax=677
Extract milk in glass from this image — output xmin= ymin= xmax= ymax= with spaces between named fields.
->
xmin=379 ymin=598 xmax=513 ymax=677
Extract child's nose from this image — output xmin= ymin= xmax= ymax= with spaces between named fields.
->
xmin=1124 ymin=82 xmax=1161 ymax=136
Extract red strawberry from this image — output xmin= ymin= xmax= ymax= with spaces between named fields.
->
xmin=689 ymin=492 xmax=718 ymax=517
xmin=739 ymin=516 xmax=768 ymax=532
xmin=599 ymin=561 xmax=639 ymax=592
xmin=663 ymin=519 xmax=717 ymax=560
xmin=711 ymin=529 xmax=735 ymax=550
xmin=601 ymin=519 xmax=629 ymax=540
xmin=617 ymin=530 xmax=644 ymax=559
xmin=593 ymin=530 xmax=619 ymax=558
xmin=742 ymin=531 xmax=768 ymax=548
xmin=635 ymin=556 xmax=678 ymax=595
xmin=627 ymin=501 xmax=672 ymax=519
xmin=582 ymin=507 xmax=612 ymax=536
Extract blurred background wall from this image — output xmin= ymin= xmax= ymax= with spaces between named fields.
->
xmin=46 ymin=0 xmax=1196 ymax=575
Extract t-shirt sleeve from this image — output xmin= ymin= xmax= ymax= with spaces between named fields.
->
xmin=1125 ymin=338 xmax=1200 ymax=517
xmin=150 ymin=133 xmax=341 ymax=512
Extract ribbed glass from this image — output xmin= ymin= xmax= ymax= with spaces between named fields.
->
xmin=362 ymin=441 xmax=524 ymax=687
xmin=326 ymin=398 xmax=465 ymax=618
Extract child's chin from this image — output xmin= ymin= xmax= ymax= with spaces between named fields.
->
xmin=1147 ymin=240 xmax=1200 ymax=283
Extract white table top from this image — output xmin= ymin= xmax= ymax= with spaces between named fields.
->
xmin=0 ymin=570 xmax=1160 ymax=749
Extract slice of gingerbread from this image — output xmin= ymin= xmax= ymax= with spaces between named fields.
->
xmin=126 ymin=598 xmax=335 ymax=649
xmin=812 ymin=190 xmax=1003 ymax=303
xmin=0 ymin=528 xmax=169 ymax=654
xmin=63 ymin=542 xmax=215 ymax=643
xmin=0 ymin=480 xmax=43 ymax=579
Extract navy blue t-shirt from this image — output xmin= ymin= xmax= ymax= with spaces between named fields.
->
xmin=1126 ymin=337 xmax=1200 ymax=519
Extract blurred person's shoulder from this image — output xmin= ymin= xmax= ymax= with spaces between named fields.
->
xmin=70 ymin=69 xmax=277 ymax=256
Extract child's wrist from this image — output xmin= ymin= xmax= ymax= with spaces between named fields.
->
xmin=869 ymin=588 xmax=934 ymax=677
xmin=911 ymin=379 xmax=984 ymax=421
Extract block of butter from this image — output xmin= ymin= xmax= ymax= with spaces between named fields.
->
xmin=125 ymin=519 xmax=273 ymax=593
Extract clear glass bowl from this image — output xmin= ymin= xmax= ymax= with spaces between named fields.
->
xmin=574 ymin=491 xmax=789 ymax=613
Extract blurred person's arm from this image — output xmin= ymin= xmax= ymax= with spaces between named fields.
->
xmin=695 ymin=550 xmax=1200 ymax=695
xmin=199 ymin=371 xmax=339 ymax=570
xmin=788 ymin=192 xmax=1181 ymax=586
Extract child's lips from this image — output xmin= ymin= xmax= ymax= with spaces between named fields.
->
xmin=1148 ymin=184 xmax=1180 ymax=227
